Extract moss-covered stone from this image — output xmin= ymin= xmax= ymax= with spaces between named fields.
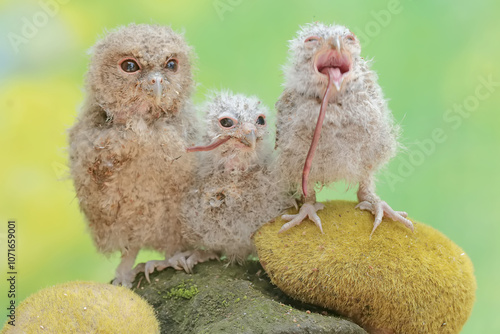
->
xmin=1 ymin=281 xmax=159 ymax=334
xmin=254 ymin=201 xmax=476 ymax=334
xmin=133 ymin=260 xmax=366 ymax=334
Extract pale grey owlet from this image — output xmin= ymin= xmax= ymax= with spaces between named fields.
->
xmin=69 ymin=24 xmax=197 ymax=287
xmin=275 ymin=22 xmax=413 ymax=236
xmin=179 ymin=91 xmax=291 ymax=267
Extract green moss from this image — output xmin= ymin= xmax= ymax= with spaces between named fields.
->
xmin=163 ymin=282 xmax=199 ymax=300
xmin=133 ymin=260 xmax=365 ymax=333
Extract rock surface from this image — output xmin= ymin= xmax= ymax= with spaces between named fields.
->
xmin=133 ymin=260 xmax=366 ymax=334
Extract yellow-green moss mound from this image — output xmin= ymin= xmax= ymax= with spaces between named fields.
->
xmin=254 ymin=201 xmax=476 ymax=334
xmin=1 ymin=281 xmax=160 ymax=334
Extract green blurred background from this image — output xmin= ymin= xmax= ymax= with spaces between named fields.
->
xmin=1 ymin=0 xmax=498 ymax=332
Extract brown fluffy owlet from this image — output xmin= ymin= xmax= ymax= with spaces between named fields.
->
xmin=276 ymin=22 xmax=413 ymax=236
xmin=69 ymin=24 xmax=197 ymax=287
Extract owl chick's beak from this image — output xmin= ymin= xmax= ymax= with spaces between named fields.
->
xmin=314 ymin=36 xmax=352 ymax=92
xmin=148 ymin=73 xmax=164 ymax=105
xmin=240 ymin=123 xmax=257 ymax=149
xmin=241 ymin=131 xmax=256 ymax=148
xmin=332 ymin=36 xmax=342 ymax=52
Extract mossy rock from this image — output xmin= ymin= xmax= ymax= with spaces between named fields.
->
xmin=1 ymin=281 xmax=159 ymax=334
xmin=253 ymin=201 xmax=476 ymax=334
xmin=133 ymin=260 xmax=366 ymax=333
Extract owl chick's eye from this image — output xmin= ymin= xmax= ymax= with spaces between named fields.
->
xmin=346 ymin=34 xmax=356 ymax=42
xmin=256 ymin=115 xmax=266 ymax=126
xmin=219 ymin=117 xmax=236 ymax=128
xmin=119 ymin=58 xmax=140 ymax=73
xmin=166 ymin=58 xmax=178 ymax=72
xmin=305 ymin=36 xmax=320 ymax=43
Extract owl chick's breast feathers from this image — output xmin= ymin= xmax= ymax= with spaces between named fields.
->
xmin=182 ymin=91 xmax=291 ymax=263
xmin=276 ymin=22 xmax=399 ymax=188
xmin=69 ymin=23 xmax=198 ymax=255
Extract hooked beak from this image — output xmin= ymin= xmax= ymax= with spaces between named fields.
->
xmin=314 ymin=36 xmax=351 ymax=92
xmin=240 ymin=130 xmax=256 ymax=149
xmin=332 ymin=35 xmax=342 ymax=52
xmin=240 ymin=122 xmax=257 ymax=149
xmin=149 ymin=73 xmax=164 ymax=105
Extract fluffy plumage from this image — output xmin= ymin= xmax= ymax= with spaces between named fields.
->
xmin=276 ymin=22 xmax=413 ymax=235
xmin=181 ymin=91 xmax=292 ymax=264
xmin=68 ymin=23 xmax=197 ymax=287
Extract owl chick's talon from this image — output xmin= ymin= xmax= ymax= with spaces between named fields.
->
xmin=166 ymin=251 xmax=193 ymax=273
xmin=186 ymin=250 xmax=219 ymax=273
xmin=166 ymin=250 xmax=219 ymax=274
xmin=111 ymin=274 xmax=134 ymax=288
xmin=398 ymin=211 xmax=409 ymax=218
xmin=280 ymin=202 xmax=325 ymax=233
xmin=143 ymin=260 xmax=172 ymax=284
xmin=356 ymin=200 xmax=414 ymax=237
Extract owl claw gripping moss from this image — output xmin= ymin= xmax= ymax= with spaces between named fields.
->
xmin=280 ymin=202 xmax=325 ymax=233
xmin=68 ymin=24 xmax=198 ymax=287
xmin=276 ymin=22 xmax=412 ymax=235
xmin=356 ymin=200 xmax=413 ymax=237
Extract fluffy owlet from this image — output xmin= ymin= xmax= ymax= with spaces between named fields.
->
xmin=275 ymin=22 xmax=413 ymax=236
xmin=179 ymin=91 xmax=291 ymax=268
xmin=68 ymin=24 xmax=197 ymax=287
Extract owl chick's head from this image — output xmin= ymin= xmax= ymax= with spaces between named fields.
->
xmin=283 ymin=22 xmax=362 ymax=98
xmin=188 ymin=91 xmax=270 ymax=171
xmin=86 ymin=23 xmax=194 ymax=124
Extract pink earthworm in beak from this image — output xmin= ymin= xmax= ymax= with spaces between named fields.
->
xmin=186 ymin=137 xmax=231 ymax=153
xmin=302 ymin=68 xmax=335 ymax=197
